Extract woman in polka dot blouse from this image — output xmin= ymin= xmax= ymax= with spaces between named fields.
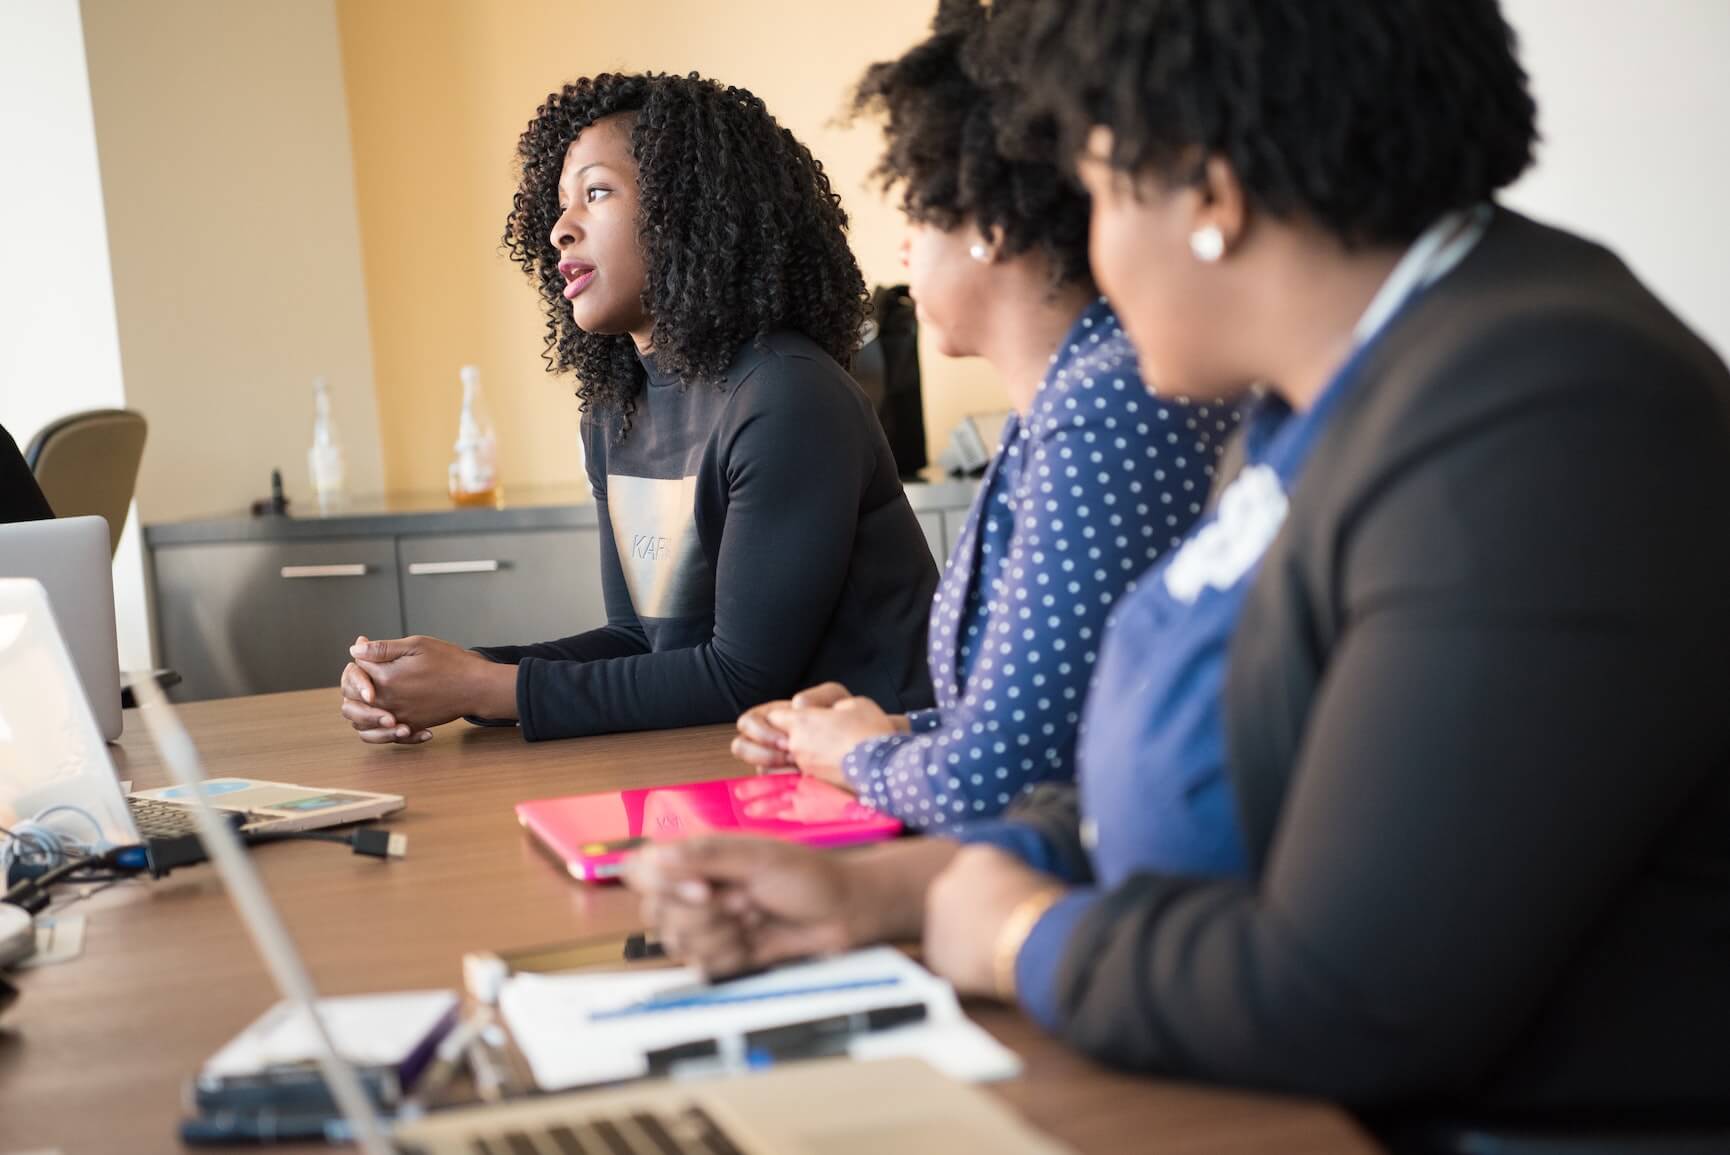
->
xmin=730 ymin=2 xmax=1238 ymax=831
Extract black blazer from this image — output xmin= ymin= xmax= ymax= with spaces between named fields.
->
xmin=1011 ymin=210 xmax=1730 ymax=1119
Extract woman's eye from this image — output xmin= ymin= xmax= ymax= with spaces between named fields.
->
xmin=585 ymin=186 xmax=612 ymax=204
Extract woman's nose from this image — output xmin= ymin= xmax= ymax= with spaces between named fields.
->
xmin=549 ymin=207 xmax=580 ymax=252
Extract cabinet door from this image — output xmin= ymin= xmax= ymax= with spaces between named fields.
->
xmin=152 ymin=538 xmax=402 ymax=701
xmin=916 ymin=511 xmax=945 ymax=566
xmin=398 ymin=529 xmax=606 ymax=650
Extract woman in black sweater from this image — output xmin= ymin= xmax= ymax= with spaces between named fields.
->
xmin=338 ymin=73 xmax=937 ymax=743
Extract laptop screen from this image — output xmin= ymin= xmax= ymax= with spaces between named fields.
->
xmin=0 ymin=577 xmax=138 ymax=846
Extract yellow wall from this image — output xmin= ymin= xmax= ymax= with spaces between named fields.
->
xmin=336 ymin=0 xmax=1004 ymax=495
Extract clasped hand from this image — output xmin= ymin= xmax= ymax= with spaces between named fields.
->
xmin=337 ymin=634 xmax=515 ymax=744
xmin=623 ymin=837 xmax=1065 ymax=1000
xmin=731 ymin=682 xmax=910 ymax=785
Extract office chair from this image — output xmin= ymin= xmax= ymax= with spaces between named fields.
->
xmin=24 ymin=408 xmax=148 ymax=557
xmin=855 ymin=284 xmax=927 ymax=479
xmin=24 ymin=408 xmax=176 ymax=705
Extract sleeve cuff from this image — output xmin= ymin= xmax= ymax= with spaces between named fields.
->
xmin=905 ymin=709 xmax=942 ymax=734
xmin=841 ymin=735 xmax=901 ymax=811
xmin=1014 ymin=888 xmax=1101 ymax=1033
xmin=512 ymin=657 xmax=544 ymax=740
xmin=956 ymin=820 xmax=1080 ymax=880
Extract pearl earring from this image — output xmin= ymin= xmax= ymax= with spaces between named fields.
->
xmin=968 ymin=242 xmax=991 ymax=264
xmin=1189 ymin=225 xmax=1225 ymax=263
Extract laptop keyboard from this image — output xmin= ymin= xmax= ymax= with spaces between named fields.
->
xmin=461 ymin=1106 xmax=745 ymax=1155
xmin=127 ymin=797 xmax=237 ymax=839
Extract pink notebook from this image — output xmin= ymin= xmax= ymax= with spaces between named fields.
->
xmin=515 ymin=774 xmax=903 ymax=882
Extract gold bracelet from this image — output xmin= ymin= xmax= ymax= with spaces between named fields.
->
xmin=993 ymin=886 xmax=1068 ymax=1003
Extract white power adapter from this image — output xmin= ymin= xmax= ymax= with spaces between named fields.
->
xmin=0 ymin=903 xmax=34 ymax=969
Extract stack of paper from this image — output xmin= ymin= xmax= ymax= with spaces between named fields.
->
xmin=202 ymin=990 xmax=460 ymax=1076
xmin=498 ymin=947 xmax=1020 ymax=1090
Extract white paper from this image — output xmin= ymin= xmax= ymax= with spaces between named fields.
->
xmin=202 ymin=989 xmax=458 ymax=1077
xmin=499 ymin=946 xmax=1020 ymax=1090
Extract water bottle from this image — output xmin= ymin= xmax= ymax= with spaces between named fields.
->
xmin=308 ymin=375 xmax=347 ymax=511
xmin=448 ymin=365 xmax=501 ymax=507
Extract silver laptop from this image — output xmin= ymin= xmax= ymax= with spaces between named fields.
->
xmin=0 ymin=515 xmax=122 ymax=740
xmin=0 ymin=578 xmax=402 ymax=854
xmin=129 ymin=666 xmax=1069 ymax=1155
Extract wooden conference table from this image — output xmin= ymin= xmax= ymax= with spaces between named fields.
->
xmin=0 ymin=689 xmax=1381 ymax=1155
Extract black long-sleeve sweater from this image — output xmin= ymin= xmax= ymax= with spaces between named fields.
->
xmin=479 ymin=331 xmax=937 ymax=740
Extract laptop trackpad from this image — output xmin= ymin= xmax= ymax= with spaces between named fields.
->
xmin=713 ymin=1058 xmax=1062 ymax=1154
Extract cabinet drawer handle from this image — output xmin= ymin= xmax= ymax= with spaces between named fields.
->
xmin=279 ymin=564 xmax=370 ymax=579
xmin=407 ymin=560 xmax=503 ymax=576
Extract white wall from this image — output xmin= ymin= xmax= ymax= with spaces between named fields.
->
xmin=1501 ymin=0 xmax=1730 ymax=360
xmin=0 ymin=0 xmax=151 ymax=670
xmin=0 ymin=0 xmax=127 ymax=461
xmin=80 ymin=0 xmax=386 ymax=524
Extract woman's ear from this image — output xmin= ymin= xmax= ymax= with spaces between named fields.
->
xmin=968 ymin=225 xmax=1006 ymax=265
xmin=1187 ymin=155 xmax=1248 ymax=263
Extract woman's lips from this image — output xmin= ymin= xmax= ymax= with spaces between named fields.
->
xmin=562 ymin=268 xmax=597 ymax=300
xmin=558 ymin=259 xmax=597 ymax=300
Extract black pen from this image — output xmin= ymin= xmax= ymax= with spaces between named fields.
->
xmin=644 ymin=1001 xmax=929 ymax=1076
xmin=744 ymin=1002 xmax=928 ymax=1062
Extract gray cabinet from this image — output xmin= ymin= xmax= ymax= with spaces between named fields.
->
xmin=400 ymin=529 xmax=606 ymax=649
xmin=919 ymin=509 xmax=979 ymax=568
xmin=146 ymin=479 xmax=979 ymax=702
xmin=153 ymin=537 xmax=402 ymax=701
xmin=916 ymin=511 xmax=945 ymax=565
xmin=154 ymin=530 xmax=611 ymax=701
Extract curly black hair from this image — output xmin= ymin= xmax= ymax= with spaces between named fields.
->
xmin=852 ymin=0 xmax=1093 ymax=290
xmin=504 ymin=72 xmax=870 ymax=437
xmin=1015 ymin=0 xmax=1540 ymax=248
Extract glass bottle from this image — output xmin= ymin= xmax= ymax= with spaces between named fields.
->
xmin=448 ymin=364 xmax=502 ymax=507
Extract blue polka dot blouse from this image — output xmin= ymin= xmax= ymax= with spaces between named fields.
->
xmin=840 ymin=298 xmax=1240 ymax=831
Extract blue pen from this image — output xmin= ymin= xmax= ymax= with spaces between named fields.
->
xmin=590 ymin=976 xmax=903 ymax=1021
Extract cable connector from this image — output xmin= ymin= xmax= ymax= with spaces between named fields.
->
xmin=237 ymin=826 xmax=405 ymax=859
xmin=145 ymin=833 xmax=211 ymax=877
xmin=349 ymin=828 xmax=407 ymax=860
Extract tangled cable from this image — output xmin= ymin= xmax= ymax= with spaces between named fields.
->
xmin=1 ymin=804 xmax=108 ymax=873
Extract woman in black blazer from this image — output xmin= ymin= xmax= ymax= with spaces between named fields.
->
xmin=1 ymin=425 xmax=53 ymax=523
xmin=625 ymin=0 xmax=1730 ymax=1135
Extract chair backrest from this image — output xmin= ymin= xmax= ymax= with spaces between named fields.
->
xmin=855 ymin=284 xmax=927 ymax=479
xmin=24 ymin=409 xmax=148 ymax=557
